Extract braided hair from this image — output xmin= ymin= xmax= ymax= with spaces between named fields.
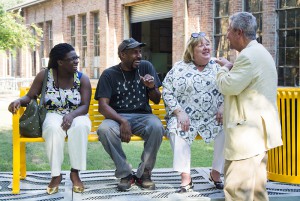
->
xmin=47 ymin=43 xmax=75 ymax=69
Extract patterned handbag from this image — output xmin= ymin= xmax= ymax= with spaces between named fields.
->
xmin=19 ymin=69 xmax=48 ymax=137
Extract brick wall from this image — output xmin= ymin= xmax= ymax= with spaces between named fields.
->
xmin=1 ymin=0 xmax=280 ymax=84
xmin=263 ymin=0 xmax=277 ymax=58
xmin=172 ymin=0 xmax=186 ymax=63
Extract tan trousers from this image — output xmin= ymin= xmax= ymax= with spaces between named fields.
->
xmin=42 ymin=113 xmax=91 ymax=176
xmin=224 ymin=152 xmax=269 ymax=201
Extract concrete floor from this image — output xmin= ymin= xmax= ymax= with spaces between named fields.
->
xmin=1 ymin=168 xmax=300 ymax=201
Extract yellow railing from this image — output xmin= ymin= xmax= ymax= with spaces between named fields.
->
xmin=267 ymin=88 xmax=300 ymax=184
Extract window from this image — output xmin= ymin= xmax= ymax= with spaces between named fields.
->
xmin=277 ymin=1 xmax=300 ymax=86
xmin=47 ymin=21 xmax=53 ymax=51
xmin=31 ymin=28 xmax=37 ymax=76
xmin=81 ymin=15 xmax=87 ymax=68
xmin=70 ymin=16 xmax=76 ymax=47
xmin=93 ymin=13 xmax=100 ymax=57
xmin=214 ymin=0 xmax=230 ymax=58
xmin=244 ymin=0 xmax=263 ymax=43
xmin=38 ymin=23 xmax=44 ymax=69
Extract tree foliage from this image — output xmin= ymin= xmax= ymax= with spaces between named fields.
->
xmin=0 ymin=4 xmax=42 ymax=51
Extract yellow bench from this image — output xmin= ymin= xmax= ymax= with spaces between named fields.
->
xmin=11 ymin=87 xmax=202 ymax=194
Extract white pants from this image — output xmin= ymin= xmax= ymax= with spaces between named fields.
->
xmin=42 ymin=113 xmax=91 ymax=176
xmin=169 ymin=130 xmax=225 ymax=174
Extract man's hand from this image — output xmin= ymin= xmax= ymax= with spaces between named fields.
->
xmin=215 ymin=57 xmax=234 ymax=70
xmin=120 ymin=120 xmax=132 ymax=143
xmin=140 ymin=74 xmax=155 ymax=88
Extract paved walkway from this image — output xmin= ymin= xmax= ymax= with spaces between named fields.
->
xmin=1 ymin=168 xmax=300 ymax=201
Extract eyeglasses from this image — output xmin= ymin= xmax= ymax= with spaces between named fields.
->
xmin=63 ymin=56 xmax=80 ymax=62
xmin=191 ymin=32 xmax=206 ymax=38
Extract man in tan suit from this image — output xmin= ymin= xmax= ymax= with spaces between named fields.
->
xmin=215 ymin=12 xmax=282 ymax=201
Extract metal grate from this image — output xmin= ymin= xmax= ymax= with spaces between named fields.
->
xmin=152 ymin=192 xmax=173 ymax=198
xmin=1 ymin=168 xmax=300 ymax=200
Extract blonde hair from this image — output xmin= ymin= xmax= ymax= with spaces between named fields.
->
xmin=183 ymin=35 xmax=211 ymax=63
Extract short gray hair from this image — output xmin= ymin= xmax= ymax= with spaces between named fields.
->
xmin=229 ymin=12 xmax=257 ymax=40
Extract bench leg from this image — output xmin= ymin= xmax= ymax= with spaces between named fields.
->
xmin=12 ymin=138 xmax=20 ymax=194
xmin=20 ymin=142 xmax=26 ymax=179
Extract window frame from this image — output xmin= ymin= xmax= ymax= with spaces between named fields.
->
xmin=93 ymin=12 xmax=100 ymax=57
xmin=213 ymin=0 xmax=230 ymax=59
xmin=244 ymin=0 xmax=263 ymax=43
xmin=81 ymin=14 xmax=87 ymax=68
xmin=276 ymin=2 xmax=300 ymax=86
xmin=70 ymin=16 xmax=76 ymax=47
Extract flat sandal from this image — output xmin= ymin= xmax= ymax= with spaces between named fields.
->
xmin=177 ymin=180 xmax=194 ymax=193
xmin=209 ymin=172 xmax=224 ymax=190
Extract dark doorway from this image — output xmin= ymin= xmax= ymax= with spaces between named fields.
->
xmin=131 ymin=18 xmax=172 ymax=82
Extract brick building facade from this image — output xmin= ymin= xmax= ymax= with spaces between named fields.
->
xmin=1 ymin=0 xmax=299 ymax=87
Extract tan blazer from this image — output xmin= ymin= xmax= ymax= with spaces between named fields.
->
xmin=217 ymin=40 xmax=282 ymax=160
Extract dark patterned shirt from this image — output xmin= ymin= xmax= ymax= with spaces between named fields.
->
xmin=94 ymin=60 xmax=161 ymax=114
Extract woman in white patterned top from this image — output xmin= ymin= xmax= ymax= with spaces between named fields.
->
xmin=162 ymin=33 xmax=225 ymax=192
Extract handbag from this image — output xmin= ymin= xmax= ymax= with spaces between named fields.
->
xmin=19 ymin=69 xmax=48 ymax=137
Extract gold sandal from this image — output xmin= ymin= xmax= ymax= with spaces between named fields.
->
xmin=70 ymin=168 xmax=84 ymax=193
xmin=46 ymin=174 xmax=62 ymax=195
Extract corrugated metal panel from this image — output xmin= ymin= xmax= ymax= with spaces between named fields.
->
xmin=131 ymin=0 xmax=172 ymax=23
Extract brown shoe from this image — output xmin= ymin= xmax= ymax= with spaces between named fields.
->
xmin=117 ymin=174 xmax=135 ymax=191
xmin=135 ymin=169 xmax=155 ymax=190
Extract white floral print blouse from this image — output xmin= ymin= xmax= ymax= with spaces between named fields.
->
xmin=162 ymin=59 xmax=224 ymax=145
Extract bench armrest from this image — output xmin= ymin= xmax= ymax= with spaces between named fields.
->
xmin=12 ymin=108 xmax=23 ymax=142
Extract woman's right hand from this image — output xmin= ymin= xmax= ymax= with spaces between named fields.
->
xmin=175 ymin=109 xmax=190 ymax=132
xmin=8 ymin=99 xmax=21 ymax=114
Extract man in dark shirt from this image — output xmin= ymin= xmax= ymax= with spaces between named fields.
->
xmin=94 ymin=38 xmax=164 ymax=191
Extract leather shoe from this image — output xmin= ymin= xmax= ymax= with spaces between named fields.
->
xmin=209 ymin=172 xmax=224 ymax=189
